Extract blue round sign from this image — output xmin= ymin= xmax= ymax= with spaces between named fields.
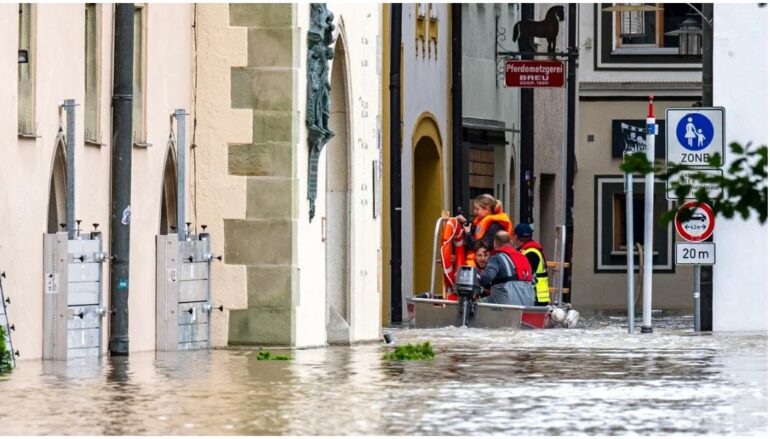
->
xmin=676 ymin=113 xmax=714 ymax=151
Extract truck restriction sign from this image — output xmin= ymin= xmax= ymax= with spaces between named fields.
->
xmin=676 ymin=242 xmax=715 ymax=265
xmin=675 ymin=201 xmax=715 ymax=242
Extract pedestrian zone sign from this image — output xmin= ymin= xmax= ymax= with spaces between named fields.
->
xmin=665 ymin=107 xmax=725 ymax=167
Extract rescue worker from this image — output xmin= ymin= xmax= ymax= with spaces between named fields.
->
xmin=479 ymin=231 xmax=535 ymax=306
xmin=456 ymin=194 xmax=512 ymax=268
xmin=473 ymin=241 xmax=493 ymax=298
xmin=513 ymin=223 xmax=551 ymax=306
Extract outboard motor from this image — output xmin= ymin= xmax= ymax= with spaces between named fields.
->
xmin=548 ymin=304 xmax=581 ymax=328
xmin=564 ymin=309 xmax=580 ymax=328
xmin=455 ymin=266 xmax=481 ymax=326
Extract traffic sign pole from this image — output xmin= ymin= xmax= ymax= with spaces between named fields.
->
xmin=642 ymin=97 xmax=656 ymax=334
xmin=674 ymin=202 xmax=716 ymax=332
xmin=625 ymin=165 xmax=635 ymax=334
xmin=694 ymin=265 xmax=701 ymax=332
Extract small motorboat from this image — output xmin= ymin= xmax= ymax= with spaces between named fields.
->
xmin=408 ymin=267 xmax=579 ymax=330
xmin=408 ymin=217 xmax=579 ymax=330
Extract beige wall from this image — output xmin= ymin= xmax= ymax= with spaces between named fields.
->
xmin=573 ymin=99 xmax=696 ymax=311
xmin=294 ymin=3 xmax=383 ymax=345
xmin=190 ymin=4 xmax=251 ymax=347
xmin=0 ymin=4 xmax=193 ymax=358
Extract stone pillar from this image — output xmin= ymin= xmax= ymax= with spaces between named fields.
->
xmin=226 ymin=3 xmax=299 ymax=345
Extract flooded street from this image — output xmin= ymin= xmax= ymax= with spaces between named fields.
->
xmin=0 ymin=315 xmax=766 ymax=435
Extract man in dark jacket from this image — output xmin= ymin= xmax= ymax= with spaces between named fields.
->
xmin=479 ymin=231 xmax=536 ymax=306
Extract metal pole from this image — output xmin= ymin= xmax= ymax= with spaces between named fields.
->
xmin=699 ymin=3 xmax=714 ymax=331
xmin=389 ymin=4 xmax=403 ymax=322
xmin=174 ymin=109 xmax=186 ymax=241
xmin=64 ymin=99 xmax=76 ymax=240
xmin=109 ymin=3 xmax=134 ymax=356
xmin=694 ymin=264 xmax=701 ymax=331
xmin=641 ymin=97 xmax=656 ymax=334
xmin=625 ymin=169 xmax=635 ymax=334
xmin=562 ymin=3 xmax=578 ymax=304
xmin=519 ymin=3 xmax=534 ymax=224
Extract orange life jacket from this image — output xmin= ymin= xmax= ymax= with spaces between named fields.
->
xmin=440 ymin=218 xmax=466 ymax=290
xmin=466 ymin=208 xmax=513 ymax=267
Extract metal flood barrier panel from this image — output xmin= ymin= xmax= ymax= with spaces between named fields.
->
xmin=43 ymin=232 xmax=107 ymax=360
xmin=156 ymin=232 xmax=221 ymax=351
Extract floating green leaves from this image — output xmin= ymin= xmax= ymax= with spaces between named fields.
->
xmin=0 ymin=326 xmax=12 ymax=374
xmin=620 ymin=142 xmax=768 ymax=225
xmin=256 ymin=350 xmax=293 ymax=361
xmin=382 ymin=341 xmax=436 ymax=361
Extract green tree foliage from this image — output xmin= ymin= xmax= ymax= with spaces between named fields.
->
xmin=382 ymin=341 xmax=435 ymax=360
xmin=255 ymin=350 xmax=292 ymax=361
xmin=620 ymin=142 xmax=767 ymax=225
xmin=0 ymin=326 xmax=12 ymax=374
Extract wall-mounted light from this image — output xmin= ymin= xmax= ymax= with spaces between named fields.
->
xmin=665 ymin=17 xmax=702 ymax=56
xmin=18 ymin=49 xmax=28 ymax=64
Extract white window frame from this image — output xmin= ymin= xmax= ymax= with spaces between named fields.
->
xmin=18 ymin=3 xmax=37 ymax=138
xmin=132 ymin=4 xmax=150 ymax=147
xmin=84 ymin=3 xmax=103 ymax=145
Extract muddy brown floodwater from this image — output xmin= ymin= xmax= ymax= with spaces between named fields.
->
xmin=0 ymin=315 xmax=766 ymax=435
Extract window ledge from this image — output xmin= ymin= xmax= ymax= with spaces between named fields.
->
xmin=18 ymin=132 xmax=41 ymax=139
xmin=133 ymin=141 xmax=153 ymax=149
xmin=611 ymin=47 xmax=681 ymax=56
xmin=85 ymin=139 xmax=106 ymax=147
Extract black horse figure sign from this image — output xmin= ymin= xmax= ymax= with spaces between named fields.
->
xmin=513 ymin=6 xmax=564 ymax=53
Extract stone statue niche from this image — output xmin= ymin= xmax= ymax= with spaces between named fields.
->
xmin=306 ymin=3 xmax=336 ymax=222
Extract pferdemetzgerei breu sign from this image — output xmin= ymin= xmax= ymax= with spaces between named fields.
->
xmin=665 ymin=107 xmax=725 ymax=167
xmin=504 ymin=60 xmax=565 ymax=88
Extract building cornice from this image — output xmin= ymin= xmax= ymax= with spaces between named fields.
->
xmin=579 ymin=81 xmax=703 ymax=98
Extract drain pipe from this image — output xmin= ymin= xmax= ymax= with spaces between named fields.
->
xmin=109 ymin=3 xmax=134 ymax=356
xmin=389 ymin=4 xmax=403 ymax=322
xmin=451 ymin=4 xmax=465 ymax=214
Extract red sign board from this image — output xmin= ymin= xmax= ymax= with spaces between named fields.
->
xmin=504 ymin=60 xmax=565 ymax=88
xmin=675 ymin=201 xmax=715 ymax=242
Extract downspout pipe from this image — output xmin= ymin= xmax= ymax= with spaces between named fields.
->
xmin=389 ymin=4 xmax=403 ymax=322
xmin=451 ymin=4 xmax=465 ymax=215
xmin=109 ymin=3 xmax=134 ymax=356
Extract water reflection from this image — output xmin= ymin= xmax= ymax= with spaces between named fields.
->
xmin=0 ymin=315 xmax=765 ymax=435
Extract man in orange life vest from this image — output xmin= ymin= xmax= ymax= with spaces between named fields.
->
xmin=513 ymin=223 xmax=551 ymax=306
xmin=478 ymin=231 xmax=535 ymax=306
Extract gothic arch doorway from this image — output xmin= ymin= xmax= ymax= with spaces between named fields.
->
xmin=159 ymin=146 xmax=178 ymax=235
xmin=47 ymin=137 xmax=67 ymax=233
xmin=412 ymin=118 xmax=443 ymax=296
xmin=325 ymin=35 xmax=352 ymax=344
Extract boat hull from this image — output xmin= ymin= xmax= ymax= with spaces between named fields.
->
xmin=410 ymin=298 xmax=552 ymax=330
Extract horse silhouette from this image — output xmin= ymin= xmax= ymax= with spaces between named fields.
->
xmin=513 ymin=6 xmax=564 ymax=53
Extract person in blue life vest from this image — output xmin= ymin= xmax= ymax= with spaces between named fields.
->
xmin=478 ymin=231 xmax=535 ymax=306
xmin=512 ymin=223 xmax=551 ymax=306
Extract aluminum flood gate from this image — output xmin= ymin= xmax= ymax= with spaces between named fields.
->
xmin=156 ymin=230 xmax=221 ymax=351
xmin=43 ymin=231 xmax=107 ymax=360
